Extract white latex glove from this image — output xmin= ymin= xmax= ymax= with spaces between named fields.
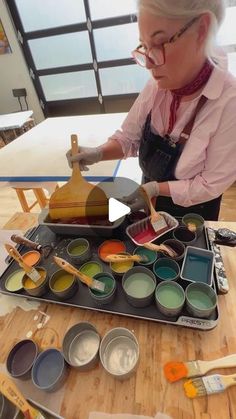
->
xmin=122 ymin=181 xmax=159 ymax=212
xmin=66 ymin=146 xmax=103 ymax=171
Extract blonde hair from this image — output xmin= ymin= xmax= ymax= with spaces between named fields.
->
xmin=137 ymin=0 xmax=226 ymax=64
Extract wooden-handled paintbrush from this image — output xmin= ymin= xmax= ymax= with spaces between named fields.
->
xmin=140 ymin=186 xmax=168 ymax=233
xmin=49 ymin=134 xmax=108 ymax=220
xmin=5 ymin=243 xmax=41 ymax=283
xmin=184 ymin=372 xmax=236 ymax=398
xmin=164 ymin=354 xmax=236 ymax=382
xmin=105 ymin=254 xmax=148 ymax=263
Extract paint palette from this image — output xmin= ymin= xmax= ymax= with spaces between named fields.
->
xmin=0 ymin=218 xmax=222 ymax=331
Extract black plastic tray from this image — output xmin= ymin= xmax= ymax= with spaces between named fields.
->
xmin=0 ymin=219 xmax=219 ymax=330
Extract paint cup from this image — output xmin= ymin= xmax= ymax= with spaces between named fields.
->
xmin=0 ymin=393 xmax=17 ymax=418
xmin=98 ymin=239 xmax=126 ymax=262
xmin=89 ymin=273 xmax=116 ymax=305
xmin=185 ymin=282 xmax=217 ymax=319
xmin=62 ymin=322 xmax=100 ymax=370
xmin=155 ymin=281 xmax=185 ymax=317
xmin=22 ymin=266 xmax=48 ymax=297
xmin=122 ymin=266 xmax=156 ymax=308
xmin=153 ymin=258 xmax=180 ymax=282
xmin=162 ymin=239 xmax=185 ymax=262
xmin=5 ymin=269 xmax=24 ymax=292
xmin=49 ymin=269 xmax=78 ymax=300
xmin=172 ymin=226 xmax=197 ymax=245
xmin=6 ymin=339 xmax=38 ymax=380
xmin=67 ymin=238 xmax=91 ymax=265
xmin=99 ymin=327 xmax=139 ymax=380
xmin=22 ymin=250 xmax=41 ymax=267
xmin=79 ymin=260 xmax=103 ymax=277
xmin=31 ymin=348 xmax=67 ymax=392
xmin=133 ymin=246 xmax=157 ymax=266
xmin=182 ymin=213 xmax=205 ymax=237
xmin=110 ymin=252 xmax=134 ymax=276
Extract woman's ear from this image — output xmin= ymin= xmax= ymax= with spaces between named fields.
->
xmin=196 ymin=13 xmax=211 ymax=46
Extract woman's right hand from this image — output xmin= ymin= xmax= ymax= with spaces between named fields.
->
xmin=66 ymin=146 xmax=103 ymax=171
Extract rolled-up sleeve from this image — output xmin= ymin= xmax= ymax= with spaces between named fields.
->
xmin=108 ymin=79 xmax=156 ymax=158
xmin=169 ymin=97 xmax=236 ymax=206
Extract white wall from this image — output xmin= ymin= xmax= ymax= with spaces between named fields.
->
xmin=0 ymin=0 xmax=44 ymax=123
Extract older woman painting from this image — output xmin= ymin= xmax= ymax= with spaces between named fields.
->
xmin=67 ymin=0 xmax=236 ymax=221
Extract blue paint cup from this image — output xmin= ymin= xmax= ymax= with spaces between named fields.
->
xmin=153 ymin=258 xmax=180 ymax=282
xmin=31 ymin=348 xmax=67 ymax=392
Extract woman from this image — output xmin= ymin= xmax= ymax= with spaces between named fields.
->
xmin=67 ymin=0 xmax=236 ymax=221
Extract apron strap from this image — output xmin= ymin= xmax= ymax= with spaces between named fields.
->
xmin=178 ymin=95 xmax=208 ymax=144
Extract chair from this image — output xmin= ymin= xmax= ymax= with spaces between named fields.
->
xmin=13 ymin=188 xmax=48 ymax=212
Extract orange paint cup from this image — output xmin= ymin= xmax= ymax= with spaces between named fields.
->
xmin=98 ymin=240 xmax=126 ymax=262
xmin=22 ymin=250 xmax=41 ymax=267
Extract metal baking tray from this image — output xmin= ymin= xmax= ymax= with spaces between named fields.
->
xmin=0 ymin=219 xmax=219 ymax=331
xmin=38 ymin=208 xmax=125 ymax=237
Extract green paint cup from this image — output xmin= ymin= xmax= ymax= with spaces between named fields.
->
xmin=185 ymin=282 xmax=217 ymax=318
xmin=122 ymin=266 xmax=156 ymax=308
xmin=67 ymin=238 xmax=91 ymax=265
xmin=80 ymin=261 xmax=103 ymax=277
xmin=133 ymin=246 xmax=157 ymax=266
xmin=155 ymin=281 xmax=185 ymax=317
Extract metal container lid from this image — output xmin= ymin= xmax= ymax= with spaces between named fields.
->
xmin=68 ymin=330 xmax=100 ymax=367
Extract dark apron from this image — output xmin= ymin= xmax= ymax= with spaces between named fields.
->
xmin=139 ymin=97 xmax=222 ymax=221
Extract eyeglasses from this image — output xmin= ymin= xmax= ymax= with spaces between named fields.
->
xmin=132 ymin=16 xmax=199 ymax=68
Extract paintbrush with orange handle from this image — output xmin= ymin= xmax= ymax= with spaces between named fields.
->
xmin=164 ymin=354 xmax=236 ymax=382
xmin=184 ymin=372 xmax=236 ymax=398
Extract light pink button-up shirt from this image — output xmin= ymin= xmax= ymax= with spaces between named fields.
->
xmin=109 ymin=66 xmax=236 ymax=207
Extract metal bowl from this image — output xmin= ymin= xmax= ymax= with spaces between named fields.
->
xmin=49 ymin=269 xmax=78 ymax=300
xmin=22 ymin=266 xmax=48 ymax=297
xmin=122 ymin=266 xmax=156 ymax=308
xmin=31 ymin=348 xmax=67 ymax=392
xmin=155 ymin=281 xmax=185 ymax=317
xmin=99 ymin=327 xmax=139 ymax=380
xmin=6 ymin=339 xmax=38 ymax=380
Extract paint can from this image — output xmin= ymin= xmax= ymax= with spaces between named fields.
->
xmin=182 ymin=212 xmax=205 ymax=237
xmin=6 ymin=339 xmax=38 ymax=380
xmin=110 ymin=252 xmax=134 ymax=276
xmin=62 ymin=322 xmax=100 ymax=370
xmin=89 ymin=273 xmax=116 ymax=305
xmin=122 ymin=266 xmax=156 ymax=308
xmin=49 ymin=269 xmax=78 ymax=300
xmin=79 ymin=260 xmax=103 ymax=277
xmin=22 ymin=250 xmax=41 ymax=267
xmin=155 ymin=281 xmax=185 ymax=317
xmin=185 ymin=282 xmax=217 ymax=318
xmin=98 ymin=239 xmax=126 ymax=262
xmin=133 ymin=246 xmax=157 ymax=266
xmin=99 ymin=327 xmax=139 ymax=380
xmin=162 ymin=239 xmax=185 ymax=262
xmin=153 ymin=258 xmax=180 ymax=282
xmin=4 ymin=269 xmax=24 ymax=292
xmin=173 ymin=226 xmax=196 ymax=245
xmin=31 ymin=348 xmax=67 ymax=392
xmin=22 ymin=266 xmax=48 ymax=297
xmin=67 ymin=238 xmax=91 ymax=265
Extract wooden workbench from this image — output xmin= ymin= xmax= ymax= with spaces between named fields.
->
xmin=1 ymin=213 xmax=236 ymax=419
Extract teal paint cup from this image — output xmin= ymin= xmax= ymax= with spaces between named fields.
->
xmin=153 ymin=258 xmax=180 ymax=282
xmin=185 ymin=282 xmax=217 ymax=318
xmin=133 ymin=246 xmax=157 ymax=266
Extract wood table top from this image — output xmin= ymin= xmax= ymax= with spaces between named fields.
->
xmin=1 ymin=213 xmax=236 ymax=419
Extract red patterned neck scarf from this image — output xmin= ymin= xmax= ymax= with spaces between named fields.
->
xmin=167 ymin=59 xmax=213 ymax=134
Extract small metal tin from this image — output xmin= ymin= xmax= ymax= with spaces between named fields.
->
xmin=31 ymin=348 xmax=67 ymax=392
xmin=79 ymin=260 xmax=103 ymax=277
xmin=110 ymin=252 xmax=134 ymax=276
xmin=155 ymin=281 xmax=185 ymax=317
xmin=89 ymin=273 xmax=117 ymax=305
xmin=98 ymin=239 xmax=126 ymax=262
xmin=67 ymin=238 xmax=91 ymax=265
xmin=22 ymin=250 xmax=41 ymax=267
xmin=6 ymin=339 xmax=38 ymax=380
xmin=185 ymin=282 xmax=217 ymax=319
xmin=62 ymin=322 xmax=100 ymax=370
xmin=49 ymin=269 xmax=78 ymax=300
xmin=133 ymin=246 xmax=157 ymax=266
xmin=99 ymin=327 xmax=139 ymax=380
xmin=122 ymin=266 xmax=156 ymax=308
xmin=182 ymin=212 xmax=205 ymax=237
xmin=180 ymin=246 xmax=214 ymax=286
xmin=22 ymin=266 xmax=48 ymax=297
xmin=153 ymin=258 xmax=180 ymax=282
xmin=0 ymin=393 xmax=17 ymax=418
xmin=173 ymin=226 xmax=196 ymax=245
xmin=5 ymin=269 xmax=24 ymax=292
xmin=162 ymin=239 xmax=185 ymax=262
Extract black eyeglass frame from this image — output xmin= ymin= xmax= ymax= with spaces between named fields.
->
xmin=132 ymin=16 xmax=200 ymax=67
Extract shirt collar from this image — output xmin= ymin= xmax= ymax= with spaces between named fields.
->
xmin=201 ymin=64 xmax=227 ymax=100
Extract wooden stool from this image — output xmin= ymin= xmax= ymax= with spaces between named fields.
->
xmin=13 ymin=188 xmax=48 ymax=212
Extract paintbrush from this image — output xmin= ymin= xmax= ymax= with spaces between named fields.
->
xmin=184 ymin=372 xmax=236 ymax=398
xmin=54 ymin=256 xmax=105 ymax=292
xmin=11 ymin=234 xmax=53 ymax=258
xmin=140 ymin=186 xmax=168 ymax=232
xmin=5 ymin=243 xmax=41 ymax=283
xmin=164 ymin=354 xmax=236 ymax=382
xmin=105 ymin=253 xmax=148 ymax=263
xmin=143 ymin=242 xmax=178 ymax=258
xmin=0 ymin=372 xmax=46 ymax=418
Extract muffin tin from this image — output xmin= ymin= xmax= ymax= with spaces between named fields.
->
xmin=0 ymin=218 xmax=220 ymax=330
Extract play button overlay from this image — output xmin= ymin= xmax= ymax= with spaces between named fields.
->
xmin=108 ymin=197 xmax=131 ymax=222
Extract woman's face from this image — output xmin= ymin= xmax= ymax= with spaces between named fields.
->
xmin=138 ymin=11 xmax=207 ymax=90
